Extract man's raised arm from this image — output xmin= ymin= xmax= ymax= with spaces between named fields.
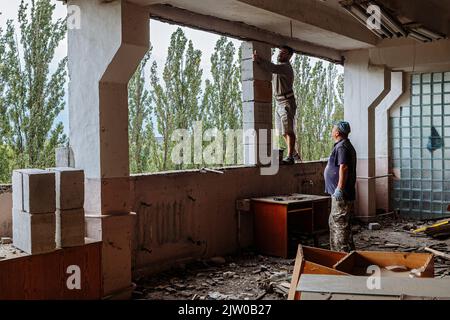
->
xmin=253 ymin=50 xmax=290 ymax=75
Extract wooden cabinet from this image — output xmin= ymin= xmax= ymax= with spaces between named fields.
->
xmin=251 ymin=194 xmax=331 ymax=258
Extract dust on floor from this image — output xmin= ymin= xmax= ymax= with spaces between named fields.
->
xmin=133 ymin=216 xmax=450 ymax=300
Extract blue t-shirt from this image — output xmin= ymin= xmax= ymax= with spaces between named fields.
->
xmin=324 ymin=139 xmax=357 ymax=201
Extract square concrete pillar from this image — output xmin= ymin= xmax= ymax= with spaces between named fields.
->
xmin=67 ymin=0 xmax=149 ymax=298
xmin=241 ymin=41 xmax=273 ymax=165
xmin=344 ymin=50 xmax=391 ymax=219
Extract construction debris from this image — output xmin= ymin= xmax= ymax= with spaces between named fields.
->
xmin=133 ymin=216 xmax=450 ymax=300
xmin=425 ymin=247 xmax=450 ymax=261
xmin=413 ymin=219 xmax=450 ymax=239
xmin=368 ymin=222 xmax=381 ymax=230
xmin=1 ymin=237 xmax=12 ymax=245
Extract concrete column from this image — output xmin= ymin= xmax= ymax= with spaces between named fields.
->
xmin=241 ymin=41 xmax=273 ymax=165
xmin=375 ymin=72 xmax=404 ymax=212
xmin=344 ymin=50 xmax=391 ymax=220
xmin=67 ymin=0 xmax=149 ymax=298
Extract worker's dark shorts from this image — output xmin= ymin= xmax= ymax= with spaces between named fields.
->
xmin=275 ymin=99 xmax=296 ymax=136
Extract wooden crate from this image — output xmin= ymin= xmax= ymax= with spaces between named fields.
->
xmin=288 ymin=245 xmax=435 ymax=300
xmin=288 ymin=245 xmax=349 ymax=300
xmin=0 ymin=239 xmax=102 ymax=300
xmin=334 ymin=250 xmax=434 ymax=278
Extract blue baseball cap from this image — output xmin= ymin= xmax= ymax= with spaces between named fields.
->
xmin=335 ymin=121 xmax=351 ymax=135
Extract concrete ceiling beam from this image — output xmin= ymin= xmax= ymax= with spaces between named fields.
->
xmin=237 ymin=0 xmax=379 ymax=46
xmin=148 ymin=4 xmax=343 ymax=63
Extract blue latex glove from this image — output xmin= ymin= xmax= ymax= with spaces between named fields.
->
xmin=333 ymin=188 xmax=344 ymax=201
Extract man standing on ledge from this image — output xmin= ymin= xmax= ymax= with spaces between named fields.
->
xmin=325 ymin=121 xmax=357 ymax=252
xmin=253 ymin=46 xmax=300 ymax=164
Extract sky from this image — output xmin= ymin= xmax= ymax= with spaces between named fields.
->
xmin=0 ymin=1 xmax=341 ymax=136
xmin=0 ymin=0 xmax=243 ymax=135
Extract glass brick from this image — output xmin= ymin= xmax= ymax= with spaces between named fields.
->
xmin=433 ymin=94 xmax=442 ymax=104
xmin=412 ymin=96 xmax=420 ymax=106
xmin=423 ymin=95 xmax=431 ymax=105
xmin=423 ymin=106 xmax=431 ymax=115
xmin=433 ymin=84 xmax=442 ymax=94
xmin=422 ymin=170 xmax=431 ymax=179
xmin=411 ymin=127 xmax=421 ymax=137
xmin=433 ymin=117 xmax=442 ymax=126
xmin=422 ymin=74 xmax=431 ymax=83
xmin=433 ymin=73 xmax=443 ymax=82
xmin=412 ymin=84 xmax=421 ymax=95
xmin=445 ymin=72 xmax=450 ymax=81
xmin=433 ymin=105 xmax=443 ymax=115
xmin=423 ymin=84 xmax=431 ymax=94
xmin=445 ymin=83 xmax=450 ymax=93
xmin=445 ymin=94 xmax=450 ymax=104
xmin=412 ymin=74 xmax=421 ymax=84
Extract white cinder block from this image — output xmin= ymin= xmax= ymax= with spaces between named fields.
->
xmin=12 ymin=170 xmax=23 ymax=211
xmin=241 ymin=59 xmax=272 ymax=82
xmin=12 ymin=169 xmax=56 ymax=214
xmin=47 ymin=167 xmax=84 ymax=210
xmin=241 ymin=41 xmax=272 ymax=61
xmin=12 ymin=209 xmax=56 ymax=254
xmin=56 ymin=208 xmax=85 ymax=248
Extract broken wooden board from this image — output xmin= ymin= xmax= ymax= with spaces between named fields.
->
xmin=333 ymin=250 xmax=434 ymax=278
xmin=288 ymin=245 xmax=349 ymax=300
xmin=297 ymin=274 xmax=450 ymax=300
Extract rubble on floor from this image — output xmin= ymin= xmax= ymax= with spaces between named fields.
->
xmin=133 ymin=253 xmax=295 ymax=300
xmin=133 ymin=216 xmax=450 ymax=300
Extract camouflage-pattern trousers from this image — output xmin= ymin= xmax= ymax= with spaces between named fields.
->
xmin=329 ymin=198 xmax=355 ymax=253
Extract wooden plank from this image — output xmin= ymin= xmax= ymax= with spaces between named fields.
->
xmin=288 ymin=245 xmax=304 ymax=300
xmin=425 ymin=247 xmax=450 ymax=261
xmin=302 ymin=246 xmax=347 ymax=268
xmin=297 ymin=274 xmax=450 ymax=298
xmin=333 ymin=251 xmax=356 ymax=273
xmin=334 ymin=251 xmax=434 ymax=277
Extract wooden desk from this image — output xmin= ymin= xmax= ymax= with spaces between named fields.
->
xmin=251 ymin=194 xmax=331 ymax=258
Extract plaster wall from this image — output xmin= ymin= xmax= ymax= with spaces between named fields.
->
xmin=129 ymin=162 xmax=327 ymax=275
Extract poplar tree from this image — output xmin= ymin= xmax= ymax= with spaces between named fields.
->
xmin=1 ymin=0 xmax=67 ymax=176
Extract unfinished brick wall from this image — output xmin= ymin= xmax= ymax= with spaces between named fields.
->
xmin=130 ymin=161 xmax=327 ymax=276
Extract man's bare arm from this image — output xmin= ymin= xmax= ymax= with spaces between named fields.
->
xmin=253 ymin=50 xmax=290 ymax=75
xmin=338 ymin=164 xmax=348 ymax=190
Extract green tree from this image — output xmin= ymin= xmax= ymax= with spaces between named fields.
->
xmin=293 ymin=55 xmax=343 ymax=161
xmin=201 ymin=37 xmax=242 ymax=166
xmin=128 ymin=50 xmax=154 ymax=174
xmin=1 ymin=0 xmax=67 ymax=178
xmin=0 ymin=23 xmax=12 ymax=183
xmin=202 ymin=37 xmax=242 ymax=131
xmin=150 ymin=28 xmax=203 ymax=170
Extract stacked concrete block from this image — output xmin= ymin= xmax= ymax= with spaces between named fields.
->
xmin=47 ymin=167 xmax=85 ymax=248
xmin=241 ymin=41 xmax=273 ymax=165
xmin=12 ymin=169 xmax=56 ymax=254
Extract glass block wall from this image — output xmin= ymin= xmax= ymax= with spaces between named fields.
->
xmin=390 ymin=72 xmax=450 ymax=219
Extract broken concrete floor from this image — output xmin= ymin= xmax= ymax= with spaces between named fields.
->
xmin=132 ymin=216 xmax=450 ymax=300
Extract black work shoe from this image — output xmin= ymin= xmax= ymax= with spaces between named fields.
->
xmin=282 ymin=156 xmax=295 ymax=165
xmin=292 ymin=153 xmax=302 ymax=162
